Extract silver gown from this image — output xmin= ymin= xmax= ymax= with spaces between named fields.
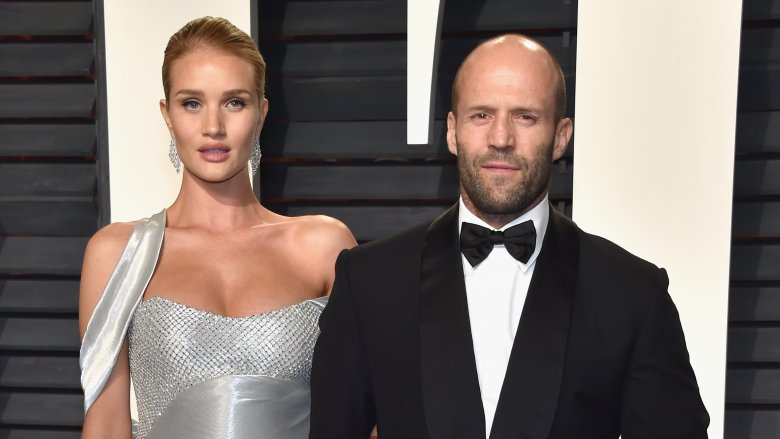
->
xmin=80 ymin=210 xmax=327 ymax=438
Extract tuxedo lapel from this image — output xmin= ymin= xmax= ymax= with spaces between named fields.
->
xmin=489 ymin=208 xmax=579 ymax=439
xmin=419 ymin=205 xmax=486 ymax=439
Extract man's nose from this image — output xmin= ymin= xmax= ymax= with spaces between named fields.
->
xmin=488 ymin=116 xmax=514 ymax=149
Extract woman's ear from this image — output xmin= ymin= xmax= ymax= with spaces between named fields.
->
xmin=159 ymin=99 xmax=174 ymax=136
xmin=257 ymin=97 xmax=269 ymax=135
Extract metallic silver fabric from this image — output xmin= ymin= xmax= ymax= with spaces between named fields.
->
xmin=145 ymin=375 xmax=311 ymax=438
xmin=128 ymin=296 xmax=327 ymax=439
xmin=80 ymin=210 xmax=166 ymax=414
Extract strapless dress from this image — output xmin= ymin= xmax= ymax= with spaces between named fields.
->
xmin=128 ymin=295 xmax=326 ymax=438
xmin=79 ymin=210 xmax=328 ymax=438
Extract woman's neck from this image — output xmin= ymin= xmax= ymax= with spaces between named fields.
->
xmin=166 ymin=171 xmax=274 ymax=230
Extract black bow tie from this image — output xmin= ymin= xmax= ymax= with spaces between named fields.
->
xmin=460 ymin=221 xmax=537 ymax=267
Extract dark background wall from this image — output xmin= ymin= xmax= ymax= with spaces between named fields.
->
xmin=0 ymin=0 xmax=776 ymax=437
xmin=725 ymin=1 xmax=780 ymax=437
xmin=0 ymin=0 xmax=97 ymax=436
xmin=258 ymin=0 xmax=576 ymax=242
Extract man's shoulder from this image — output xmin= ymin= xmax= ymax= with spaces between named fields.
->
xmin=552 ymin=210 xmax=662 ymax=280
xmin=582 ymin=231 xmax=659 ymax=273
xmin=561 ymin=219 xmax=665 ymax=291
xmin=346 ymin=220 xmax=430 ymax=261
xmin=551 ymin=212 xmax=670 ymax=319
xmin=333 ymin=219 xmax=432 ymax=289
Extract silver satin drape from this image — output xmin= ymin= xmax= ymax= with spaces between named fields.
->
xmin=145 ymin=375 xmax=312 ymax=438
xmin=79 ymin=210 xmax=166 ymax=413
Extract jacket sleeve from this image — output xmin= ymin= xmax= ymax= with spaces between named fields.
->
xmin=309 ymin=249 xmax=376 ymax=439
xmin=621 ymin=268 xmax=710 ymax=439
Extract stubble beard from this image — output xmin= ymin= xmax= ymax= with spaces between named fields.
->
xmin=458 ymin=144 xmax=553 ymax=217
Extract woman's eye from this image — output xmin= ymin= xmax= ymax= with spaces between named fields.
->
xmin=182 ymin=100 xmax=201 ymax=110
xmin=226 ymin=99 xmax=246 ymax=109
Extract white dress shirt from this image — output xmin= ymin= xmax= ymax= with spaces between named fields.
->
xmin=458 ymin=194 xmax=550 ymax=437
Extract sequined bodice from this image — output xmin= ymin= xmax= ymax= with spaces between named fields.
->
xmin=128 ymin=296 xmax=324 ymax=438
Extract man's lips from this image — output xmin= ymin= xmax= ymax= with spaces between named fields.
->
xmin=482 ymin=162 xmax=520 ymax=172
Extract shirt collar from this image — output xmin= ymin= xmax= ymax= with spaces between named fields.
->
xmin=458 ymin=193 xmax=550 ymax=272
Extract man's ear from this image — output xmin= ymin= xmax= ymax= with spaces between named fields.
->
xmin=552 ymin=117 xmax=573 ymax=161
xmin=446 ymin=111 xmax=458 ymax=156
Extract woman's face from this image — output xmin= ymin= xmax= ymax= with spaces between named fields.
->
xmin=160 ymin=47 xmax=267 ymax=182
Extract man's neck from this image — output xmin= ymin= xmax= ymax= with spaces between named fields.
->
xmin=461 ymin=194 xmax=546 ymax=230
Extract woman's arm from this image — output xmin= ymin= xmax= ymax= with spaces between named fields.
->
xmin=297 ymin=216 xmax=357 ymax=296
xmin=79 ymin=224 xmax=135 ymax=439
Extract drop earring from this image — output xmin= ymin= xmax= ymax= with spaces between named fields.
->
xmin=249 ymin=137 xmax=262 ymax=175
xmin=169 ymin=137 xmax=181 ymax=173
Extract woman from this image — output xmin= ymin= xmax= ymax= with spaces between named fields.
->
xmin=79 ymin=16 xmax=356 ymax=438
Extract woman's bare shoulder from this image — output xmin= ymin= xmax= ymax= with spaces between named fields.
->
xmin=81 ymin=219 xmax=149 ymax=283
xmin=79 ymin=220 xmax=141 ymax=334
xmin=85 ymin=221 xmax=138 ymax=256
xmin=285 ymin=214 xmax=356 ymax=251
xmin=279 ymin=215 xmax=356 ymax=295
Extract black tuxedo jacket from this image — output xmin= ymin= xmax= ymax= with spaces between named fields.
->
xmin=310 ymin=205 xmax=709 ymax=439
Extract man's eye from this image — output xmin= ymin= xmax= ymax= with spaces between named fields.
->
xmin=474 ymin=112 xmax=488 ymax=119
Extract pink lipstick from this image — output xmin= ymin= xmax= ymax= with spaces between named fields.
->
xmin=197 ymin=145 xmax=230 ymax=162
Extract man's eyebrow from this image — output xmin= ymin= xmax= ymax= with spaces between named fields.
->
xmin=464 ymin=105 xmax=495 ymax=112
xmin=463 ymin=105 xmax=542 ymax=113
xmin=511 ymin=106 xmax=542 ymax=113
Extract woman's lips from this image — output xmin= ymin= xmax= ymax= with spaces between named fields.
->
xmin=198 ymin=145 xmax=230 ymax=162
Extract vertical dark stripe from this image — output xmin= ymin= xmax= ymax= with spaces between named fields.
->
xmin=94 ymin=0 xmax=111 ymax=226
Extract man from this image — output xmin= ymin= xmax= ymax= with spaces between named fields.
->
xmin=309 ymin=34 xmax=709 ymax=439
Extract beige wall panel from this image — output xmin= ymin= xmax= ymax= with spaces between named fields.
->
xmin=574 ymin=2 xmax=742 ymax=436
xmin=104 ymin=0 xmax=251 ymax=222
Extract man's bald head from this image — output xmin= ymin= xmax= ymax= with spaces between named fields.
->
xmin=451 ymin=34 xmax=567 ymax=121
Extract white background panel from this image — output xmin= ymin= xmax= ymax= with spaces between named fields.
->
xmin=103 ymin=0 xmax=252 ymax=222
xmin=574 ymin=2 xmax=742 ymax=436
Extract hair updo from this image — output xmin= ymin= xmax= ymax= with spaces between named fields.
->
xmin=162 ymin=16 xmax=266 ymax=103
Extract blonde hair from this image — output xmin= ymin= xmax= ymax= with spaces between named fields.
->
xmin=162 ymin=16 xmax=266 ymax=103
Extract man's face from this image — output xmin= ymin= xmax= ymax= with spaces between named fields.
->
xmin=447 ymin=41 xmax=572 ymax=218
